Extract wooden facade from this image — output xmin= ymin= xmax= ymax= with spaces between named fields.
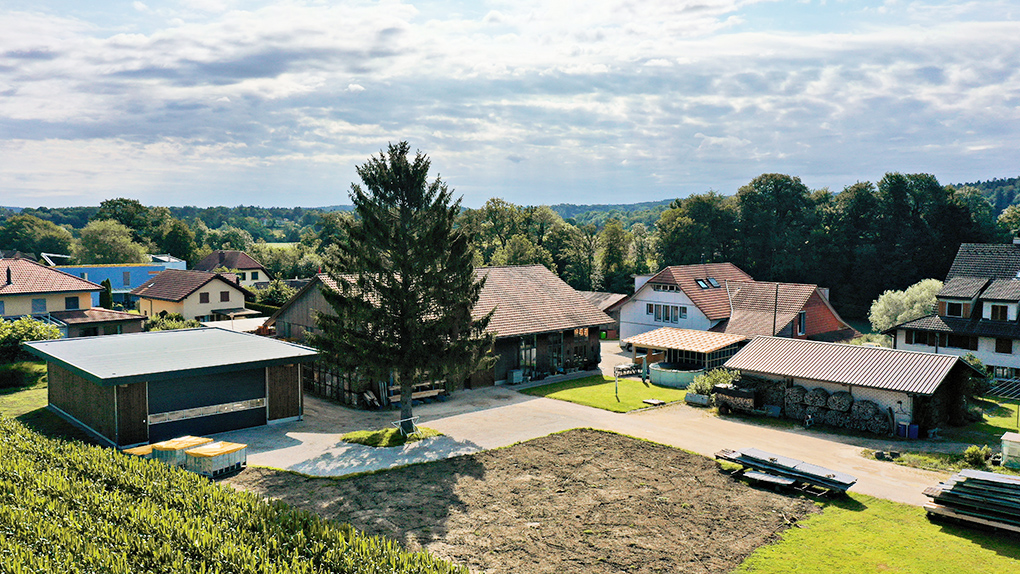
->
xmin=46 ymin=361 xmax=305 ymax=447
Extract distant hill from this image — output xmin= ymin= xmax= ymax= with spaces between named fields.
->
xmin=548 ymin=199 xmax=674 ymax=229
xmin=312 ymin=205 xmax=356 ymax=212
xmin=954 ymin=177 xmax=1020 ymax=215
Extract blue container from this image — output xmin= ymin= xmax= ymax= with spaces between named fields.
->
xmin=896 ymin=422 xmax=908 ymax=437
xmin=908 ymin=424 xmax=919 ymax=439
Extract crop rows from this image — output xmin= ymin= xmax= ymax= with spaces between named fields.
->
xmin=0 ymin=417 xmax=465 ymax=573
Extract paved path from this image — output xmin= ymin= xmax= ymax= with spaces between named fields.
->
xmin=218 ymin=378 xmax=949 ymax=506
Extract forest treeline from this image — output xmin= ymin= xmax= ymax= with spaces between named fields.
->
xmin=1 ymin=172 xmax=1018 ymax=318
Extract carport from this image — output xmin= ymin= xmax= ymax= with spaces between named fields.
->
xmin=24 ymin=327 xmax=318 ymax=447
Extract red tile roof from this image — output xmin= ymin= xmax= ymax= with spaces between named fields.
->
xmin=0 ymin=258 xmax=101 ymax=296
xmin=576 ymin=291 xmax=628 ymax=312
xmin=131 ymin=269 xmax=249 ymax=302
xmin=194 ymin=250 xmax=270 ymax=275
xmin=716 ymin=281 xmax=818 ymax=336
xmin=49 ymin=308 xmax=146 ymax=325
xmin=623 ymin=327 xmax=747 ymax=353
xmin=644 ymin=263 xmax=753 ymax=320
xmin=475 ymin=265 xmax=613 ymax=338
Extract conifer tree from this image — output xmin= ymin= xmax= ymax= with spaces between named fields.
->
xmin=311 ymin=142 xmax=493 ymax=433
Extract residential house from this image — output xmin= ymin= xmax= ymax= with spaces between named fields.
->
xmin=577 ymin=291 xmax=628 ymax=338
xmin=266 ymin=264 xmax=612 ymax=405
xmin=132 ymin=269 xmax=255 ymax=322
xmin=24 ymin=327 xmax=318 ymax=446
xmin=618 ymin=263 xmax=854 ymax=345
xmin=53 ymin=254 xmax=188 ymax=308
xmin=724 ymin=336 xmax=982 ymax=432
xmin=194 ymin=250 xmax=271 ymax=289
xmin=888 ymin=241 xmax=1020 ymax=379
xmin=0 ymin=258 xmax=143 ymax=337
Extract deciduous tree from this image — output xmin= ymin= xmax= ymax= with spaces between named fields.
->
xmin=74 ymin=220 xmax=148 ymax=264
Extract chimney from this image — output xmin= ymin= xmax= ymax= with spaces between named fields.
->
xmin=1013 ymin=236 xmax=1020 ymax=246
xmin=218 ymin=251 xmax=226 ymax=265
xmin=5 ymin=267 xmax=10 ymax=286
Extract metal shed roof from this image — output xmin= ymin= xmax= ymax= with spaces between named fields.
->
xmin=723 ymin=336 xmax=977 ymax=396
xmin=23 ymin=327 xmax=318 ymax=386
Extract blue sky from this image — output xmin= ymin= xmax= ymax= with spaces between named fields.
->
xmin=1 ymin=0 xmax=1017 ymax=208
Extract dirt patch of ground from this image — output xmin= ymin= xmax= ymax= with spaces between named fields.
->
xmin=225 ymin=428 xmax=819 ymax=574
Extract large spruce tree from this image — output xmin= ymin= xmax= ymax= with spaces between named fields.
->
xmin=311 ymin=142 xmax=493 ymax=432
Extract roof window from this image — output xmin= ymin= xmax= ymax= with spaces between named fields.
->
xmin=707 ymin=277 xmax=720 ymax=288
xmin=695 ymin=279 xmax=709 ymax=289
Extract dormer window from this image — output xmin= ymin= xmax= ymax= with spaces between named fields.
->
xmin=945 ymin=302 xmax=963 ymax=317
xmin=695 ymin=279 xmax=709 ymax=289
xmin=991 ymin=304 xmax=1009 ymax=322
xmin=707 ymin=277 xmax=720 ymax=288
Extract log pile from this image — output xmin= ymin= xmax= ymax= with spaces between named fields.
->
xmin=781 ymin=386 xmax=890 ymax=434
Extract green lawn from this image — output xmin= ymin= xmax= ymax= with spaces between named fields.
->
xmin=943 ymin=396 xmax=1020 ymax=444
xmin=737 ymin=493 xmax=1020 ymax=573
xmin=342 ymin=427 xmax=443 ymax=447
xmin=0 ymin=361 xmax=92 ymax=442
xmin=521 ymin=375 xmax=687 ymax=413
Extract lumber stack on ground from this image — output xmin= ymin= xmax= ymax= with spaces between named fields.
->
xmin=924 ymin=469 xmax=1020 ymax=533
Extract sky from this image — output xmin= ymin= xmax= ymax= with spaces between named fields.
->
xmin=0 ymin=0 xmax=1017 ymax=209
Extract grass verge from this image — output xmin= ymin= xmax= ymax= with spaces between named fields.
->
xmin=521 ymin=375 xmax=687 ymax=413
xmin=342 ymin=427 xmax=443 ymax=448
xmin=736 ymin=492 xmax=1020 ymax=573
xmin=0 ymin=361 xmax=97 ymax=442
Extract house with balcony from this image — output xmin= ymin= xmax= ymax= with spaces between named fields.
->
xmin=618 ymin=263 xmax=854 ymax=346
xmin=888 ymin=242 xmax=1020 ymax=379
xmin=131 ymin=269 xmax=255 ymax=322
xmin=0 ymin=258 xmax=144 ymax=337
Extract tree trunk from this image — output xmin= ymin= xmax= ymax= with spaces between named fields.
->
xmin=396 ymin=371 xmax=415 ymax=434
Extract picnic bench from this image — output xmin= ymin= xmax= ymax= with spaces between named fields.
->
xmin=614 ymin=363 xmax=642 ymax=378
xmin=715 ymin=447 xmax=857 ymax=496
xmin=391 ymin=416 xmax=421 ymax=437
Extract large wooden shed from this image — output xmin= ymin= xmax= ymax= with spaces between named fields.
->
xmin=24 ymin=327 xmax=318 ymax=447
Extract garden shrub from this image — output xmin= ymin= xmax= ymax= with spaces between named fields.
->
xmin=690 ymin=368 xmax=739 ymax=395
xmin=0 ymin=317 xmax=61 ymax=363
xmin=963 ymin=444 xmax=991 ymax=468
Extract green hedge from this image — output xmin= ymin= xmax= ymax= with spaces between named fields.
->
xmin=245 ymin=301 xmax=281 ymax=317
xmin=0 ymin=416 xmax=465 ymax=573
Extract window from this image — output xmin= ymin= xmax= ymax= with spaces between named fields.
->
xmin=945 ymin=302 xmax=963 ymax=317
xmin=31 ymin=298 xmax=46 ymax=313
xmin=997 ymin=338 xmax=1013 ymax=354
xmin=654 ymin=304 xmax=662 ymax=321
xmin=992 ymin=304 xmax=1009 ymax=321
xmin=251 ymin=271 xmax=259 ymax=281
xmin=220 ymin=291 xmax=230 ymax=302
xmin=679 ymin=306 xmax=687 ymax=319
xmin=103 ymin=325 xmax=122 ymax=335
xmin=79 ymin=272 xmax=88 ymax=280
xmin=0 ymin=300 xmax=4 ymax=315
xmin=947 ymin=334 xmax=979 ymax=350
xmin=646 ymin=303 xmax=653 ymax=315
xmin=122 ymin=271 xmax=131 ymax=287
xmin=797 ymin=311 xmax=806 ymax=335
xmin=64 ymin=296 xmax=79 ymax=310
xmin=653 ymin=305 xmax=686 ymax=323
xmin=670 ymin=306 xmax=679 ymax=323
xmin=707 ymin=277 xmax=720 ymax=288
xmin=904 ymin=330 xmax=914 ymax=344
xmin=237 ymin=272 xmax=246 ymax=281
xmin=199 ymin=292 xmax=210 ymax=304
xmin=574 ymin=328 xmax=588 ymax=337
xmin=78 ymin=327 xmax=98 ymax=337
xmin=695 ymin=279 xmax=709 ymax=289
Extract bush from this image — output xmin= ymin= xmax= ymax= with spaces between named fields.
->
xmin=963 ymin=444 xmax=992 ymax=468
xmin=690 ymin=368 xmax=739 ymax=395
xmin=0 ymin=317 xmax=62 ymax=363
xmin=144 ymin=313 xmax=202 ymax=332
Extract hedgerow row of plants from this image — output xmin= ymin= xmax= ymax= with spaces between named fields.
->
xmin=0 ymin=416 xmax=465 ymax=573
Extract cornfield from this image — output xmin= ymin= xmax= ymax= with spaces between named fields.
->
xmin=0 ymin=416 xmax=466 ymax=573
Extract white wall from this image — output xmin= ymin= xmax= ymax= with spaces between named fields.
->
xmin=619 ymin=285 xmax=713 ymax=340
xmin=982 ymin=301 xmax=1019 ymax=321
xmin=894 ymin=329 xmax=1020 ymax=375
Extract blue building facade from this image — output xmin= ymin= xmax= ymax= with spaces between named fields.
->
xmin=54 ymin=255 xmax=187 ymax=307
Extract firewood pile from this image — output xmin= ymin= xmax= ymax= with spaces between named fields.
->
xmin=783 ymin=385 xmax=890 ymax=434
